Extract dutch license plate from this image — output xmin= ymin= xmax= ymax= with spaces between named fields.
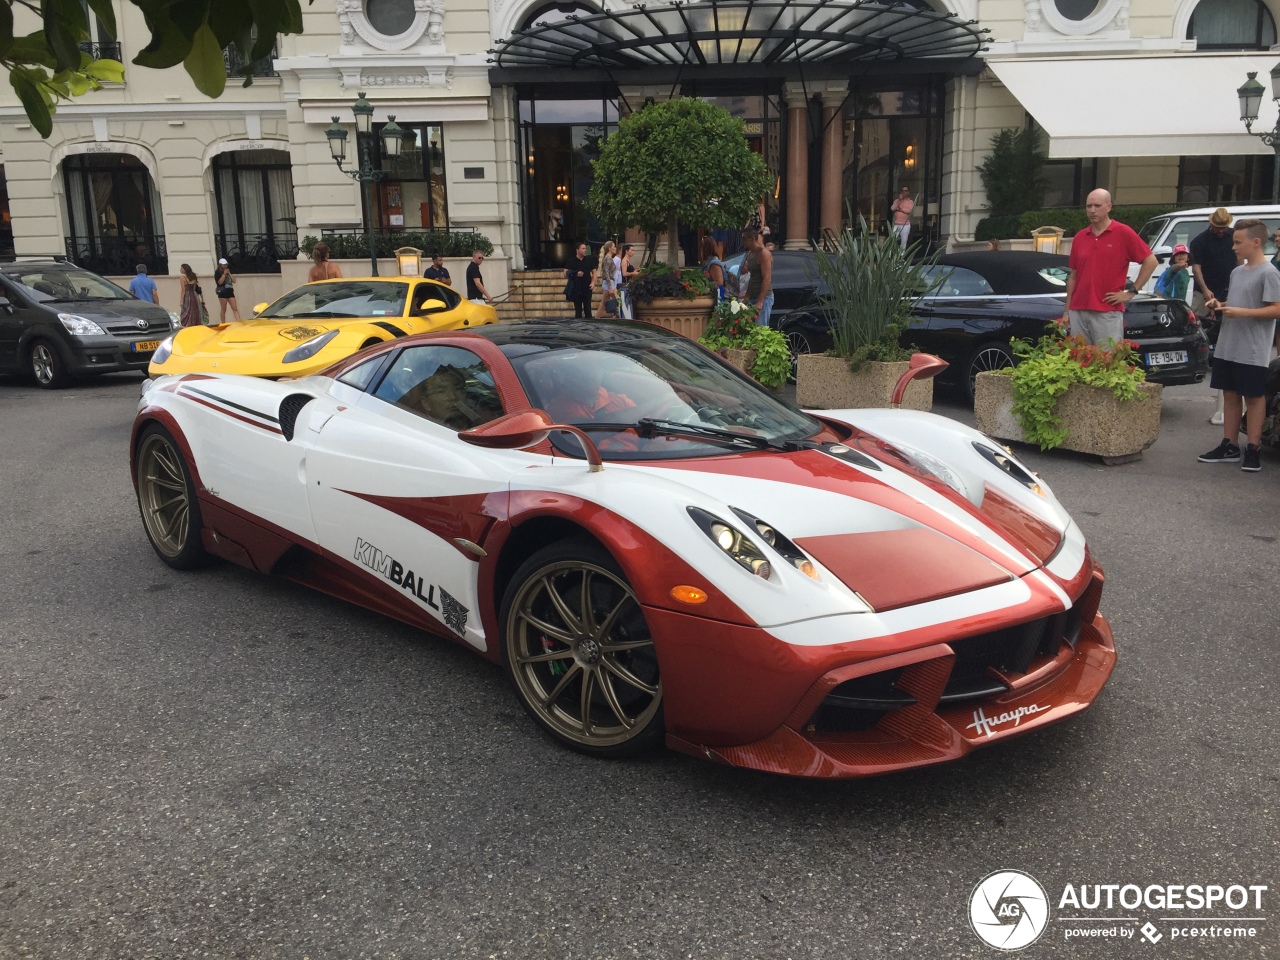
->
xmin=132 ymin=340 xmax=162 ymax=353
xmin=1146 ymin=350 xmax=1187 ymax=366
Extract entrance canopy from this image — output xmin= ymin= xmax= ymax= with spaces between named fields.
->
xmin=988 ymin=54 xmax=1280 ymax=158
xmin=490 ymin=0 xmax=988 ymax=82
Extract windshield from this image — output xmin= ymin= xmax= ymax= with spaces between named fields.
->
xmin=7 ymin=267 xmax=132 ymax=302
xmin=261 ymin=281 xmax=409 ymax=319
xmin=506 ymin=336 xmax=821 ymax=460
xmin=1138 ymin=218 xmax=1168 ymax=247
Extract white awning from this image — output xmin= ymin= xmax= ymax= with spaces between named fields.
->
xmin=987 ymin=54 xmax=1280 ymax=158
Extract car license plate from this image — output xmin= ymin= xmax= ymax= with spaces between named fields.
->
xmin=1146 ymin=350 xmax=1187 ymax=366
xmin=132 ymin=340 xmax=162 ymax=353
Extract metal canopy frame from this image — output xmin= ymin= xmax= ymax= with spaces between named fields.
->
xmin=490 ymin=0 xmax=988 ymax=75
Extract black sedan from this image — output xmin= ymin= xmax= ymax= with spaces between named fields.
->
xmin=725 ymin=250 xmax=1209 ymax=399
xmin=0 ymin=259 xmax=177 ymax=388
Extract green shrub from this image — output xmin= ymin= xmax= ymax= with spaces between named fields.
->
xmin=627 ymin=262 xmax=712 ymax=304
xmin=978 ymin=127 xmax=1047 ymax=218
xmin=976 ymin=205 xmax=1179 ymax=242
xmin=299 ymin=231 xmax=494 ymax=260
xmin=698 ymin=307 xmax=791 ymax=389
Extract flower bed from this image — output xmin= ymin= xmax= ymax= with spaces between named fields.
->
xmin=697 ymin=298 xmax=790 ymax=389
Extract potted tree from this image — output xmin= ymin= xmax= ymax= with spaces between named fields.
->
xmin=797 ymin=216 xmax=940 ymax=410
xmin=975 ymin=324 xmax=1162 ymax=464
xmin=588 ymin=97 xmax=772 ymax=333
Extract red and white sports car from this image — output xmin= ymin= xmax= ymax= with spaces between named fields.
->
xmin=131 ymin=320 xmax=1115 ymax=778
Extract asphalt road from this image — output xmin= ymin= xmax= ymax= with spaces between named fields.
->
xmin=0 ymin=371 xmax=1277 ymax=960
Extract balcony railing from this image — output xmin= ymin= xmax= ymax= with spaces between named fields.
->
xmin=216 ymin=233 xmax=299 ymax=274
xmin=65 ymin=235 xmax=168 ymax=277
xmin=224 ymin=43 xmax=279 ymax=79
xmin=78 ymin=40 xmax=122 ymax=62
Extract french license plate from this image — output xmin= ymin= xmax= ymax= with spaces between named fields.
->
xmin=1146 ymin=350 xmax=1187 ymax=366
xmin=132 ymin=340 xmax=162 ymax=353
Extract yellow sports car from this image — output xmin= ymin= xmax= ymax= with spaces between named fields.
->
xmin=149 ymin=277 xmax=497 ymax=378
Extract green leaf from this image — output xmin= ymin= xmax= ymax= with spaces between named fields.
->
xmin=10 ymin=69 xmax=53 ymax=136
xmin=209 ymin=0 xmax=253 ymax=47
xmin=84 ymin=58 xmax=125 ymax=83
xmin=250 ymin=0 xmax=286 ymax=60
xmin=0 ymin=3 xmax=14 ymax=59
xmin=134 ymin=18 xmax=193 ymax=69
xmin=84 ymin=0 xmax=117 ymax=41
xmin=43 ymin=0 xmax=88 ymax=72
xmin=183 ymin=23 xmax=226 ymax=98
xmin=9 ymin=32 xmax=59 ymax=68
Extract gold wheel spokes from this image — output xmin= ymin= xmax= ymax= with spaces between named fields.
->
xmin=510 ymin=558 xmax=661 ymax=748
xmin=138 ymin=435 xmax=191 ymax=558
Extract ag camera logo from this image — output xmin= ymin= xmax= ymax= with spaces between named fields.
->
xmin=970 ymin=870 xmax=1050 ymax=951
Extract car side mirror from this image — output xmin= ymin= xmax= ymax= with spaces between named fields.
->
xmin=418 ymin=298 xmax=447 ymax=314
xmin=892 ymin=352 xmax=949 ymax=407
xmin=1152 ymin=245 xmax=1173 ymax=262
xmin=253 ymin=302 xmax=269 ymax=316
xmin=0 ymin=297 xmax=11 ymax=313
xmin=458 ymin=409 xmax=604 ymax=472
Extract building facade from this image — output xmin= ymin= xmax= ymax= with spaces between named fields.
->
xmin=1 ymin=0 xmax=1277 ymax=296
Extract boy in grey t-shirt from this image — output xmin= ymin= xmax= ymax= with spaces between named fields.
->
xmin=1200 ymin=218 xmax=1280 ymax=472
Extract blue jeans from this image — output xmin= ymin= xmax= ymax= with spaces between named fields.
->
xmin=756 ymin=292 xmax=774 ymax=328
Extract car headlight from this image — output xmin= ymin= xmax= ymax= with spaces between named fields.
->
xmin=168 ymin=311 xmax=181 ymax=331
xmin=688 ymin=507 xmax=772 ymax=579
xmin=731 ymin=508 xmax=821 ymax=581
xmin=282 ymin=329 xmax=340 ymax=364
xmin=973 ymin=441 xmax=1044 ymax=495
xmin=151 ymin=336 xmax=174 ymax=365
xmin=58 ymin=313 xmax=106 ymax=336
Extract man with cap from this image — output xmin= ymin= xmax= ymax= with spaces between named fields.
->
xmin=1190 ymin=208 xmax=1239 ymax=424
xmin=1062 ymin=188 xmax=1157 ymax=347
xmin=214 ymin=258 xmax=241 ymax=322
xmin=128 ymin=263 xmax=159 ymax=305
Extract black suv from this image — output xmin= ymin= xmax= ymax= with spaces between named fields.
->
xmin=0 ymin=259 xmax=177 ymax=388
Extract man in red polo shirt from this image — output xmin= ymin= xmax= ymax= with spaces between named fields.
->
xmin=1061 ymin=189 xmax=1158 ymax=346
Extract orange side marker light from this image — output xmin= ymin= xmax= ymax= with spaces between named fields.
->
xmin=670 ymin=585 xmax=708 ymax=604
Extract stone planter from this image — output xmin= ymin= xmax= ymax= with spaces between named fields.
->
xmin=795 ymin=355 xmax=933 ymax=411
xmin=974 ymin=372 xmax=1163 ymax=463
xmin=723 ymin=348 xmax=757 ymax=376
xmin=634 ymin=296 xmax=715 ymax=339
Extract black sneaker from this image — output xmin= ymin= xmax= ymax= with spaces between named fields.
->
xmin=1242 ymin=444 xmax=1262 ymax=472
xmin=1198 ymin=439 xmax=1242 ymax=463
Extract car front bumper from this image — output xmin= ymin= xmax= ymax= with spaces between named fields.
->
xmin=65 ymin=334 xmax=166 ymax=376
xmin=653 ymin=566 xmax=1115 ymax=778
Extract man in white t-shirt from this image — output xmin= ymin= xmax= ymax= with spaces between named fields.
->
xmin=890 ymin=186 xmax=915 ymax=252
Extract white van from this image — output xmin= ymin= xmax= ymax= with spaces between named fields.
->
xmin=1133 ymin=205 xmax=1280 ymax=294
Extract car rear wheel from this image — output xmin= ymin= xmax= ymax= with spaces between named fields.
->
xmin=783 ymin=328 xmax=814 ymax=382
xmin=500 ymin=540 xmax=663 ymax=757
xmin=135 ymin=424 xmax=207 ymax=570
xmin=28 ymin=339 xmax=71 ymax=389
xmin=966 ymin=342 xmax=1015 ymax=401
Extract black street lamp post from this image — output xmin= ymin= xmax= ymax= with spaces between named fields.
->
xmin=325 ymin=91 xmax=404 ymax=276
xmin=1237 ymin=66 xmax=1280 ymax=203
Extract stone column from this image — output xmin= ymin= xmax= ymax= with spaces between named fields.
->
xmin=819 ymin=84 xmax=848 ymax=241
xmin=783 ymin=83 xmax=810 ymax=251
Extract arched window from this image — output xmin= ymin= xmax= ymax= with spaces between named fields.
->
xmin=1188 ymin=0 xmax=1277 ymax=50
xmin=62 ymin=153 xmax=167 ymax=275
xmin=520 ymin=2 xmax=598 ymax=31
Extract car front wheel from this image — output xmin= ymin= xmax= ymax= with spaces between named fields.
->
xmin=967 ymin=342 xmax=1015 ymax=401
xmin=29 ymin=339 xmax=71 ymax=389
xmin=500 ymin=540 xmax=663 ymax=757
xmin=135 ymin=424 xmax=208 ymax=570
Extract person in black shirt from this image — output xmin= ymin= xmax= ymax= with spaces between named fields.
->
xmin=1190 ymin=208 xmax=1238 ymax=315
xmin=564 ymin=243 xmax=595 ymax=318
xmin=423 ymin=254 xmax=451 ymax=285
xmin=465 ymin=251 xmax=492 ymax=304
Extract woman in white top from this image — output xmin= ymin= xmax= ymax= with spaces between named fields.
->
xmin=596 ymin=240 xmax=619 ymax=317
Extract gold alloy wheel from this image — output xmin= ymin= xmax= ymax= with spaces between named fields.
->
xmin=137 ymin=433 xmax=192 ymax=558
xmin=507 ymin=560 xmax=661 ymax=749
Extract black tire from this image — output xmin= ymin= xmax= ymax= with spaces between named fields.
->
xmin=783 ymin=327 xmax=814 ymax=382
xmin=28 ymin=338 xmax=72 ymax=389
xmin=966 ymin=341 xmax=1015 ymax=402
xmin=499 ymin=539 xmax=664 ymax=758
xmin=134 ymin=423 xmax=208 ymax=570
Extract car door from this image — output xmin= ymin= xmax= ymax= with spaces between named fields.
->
xmin=910 ymin=266 xmax=1008 ymax=365
xmin=304 ymin=343 xmax=521 ymax=651
xmin=0 ymin=277 xmax=24 ymax=371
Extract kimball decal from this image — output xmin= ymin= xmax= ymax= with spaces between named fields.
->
xmin=967 ymin=703 xmax=1048 ymax=738
xmin=354 ymin=538 xmax=468 ymax=636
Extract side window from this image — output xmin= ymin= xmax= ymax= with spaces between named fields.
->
xmin=411 ymin=282 xmax=461 ymax=314
xmin=337 ymin=354 xmax=389 ymax=391
xmin=373 ymin=345 xmax=504 ymax=430
xmin=925 ymin=266 xmax=995 ymax=298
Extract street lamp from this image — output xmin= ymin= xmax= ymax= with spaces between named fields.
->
xmin=325 ymin=92 xmax=405 ymax=276
xmin=1238 ymin=68 xmax=1280 ymax=203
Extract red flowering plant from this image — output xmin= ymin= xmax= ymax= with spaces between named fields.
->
xmin=1004 ymin=321 xmax=1148 ymax=450
xmin=697 ymin=297 xmax=790 ymax=388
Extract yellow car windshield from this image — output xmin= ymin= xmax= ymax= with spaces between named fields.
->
xmin=261 ymin=281 xmax=410 ymax=320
